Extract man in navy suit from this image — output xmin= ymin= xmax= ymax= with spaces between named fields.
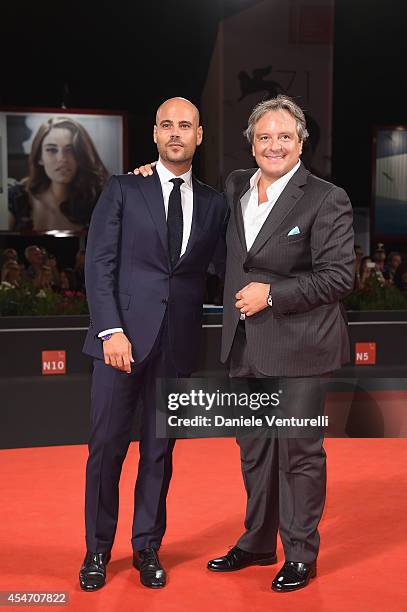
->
xmin=79 ymin=97 xmax=227 ymax=591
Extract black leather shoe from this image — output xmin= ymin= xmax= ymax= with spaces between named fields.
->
xmin=133 ymin=548 xmax=166 ymax=588
xmin=79 ymin=551 xmax=111 ymax=591
xmin=207 ymin=546 xmax=277 ymax=572
xmin=271 ymin=560 xmax=317 ymax=592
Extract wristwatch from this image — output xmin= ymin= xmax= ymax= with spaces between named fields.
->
xmin=267 ymin=289 xmax=273 ymax=308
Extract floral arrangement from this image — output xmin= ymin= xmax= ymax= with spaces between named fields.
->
xmin=1 ymin=273 xmax=407 ymax=316
xmin=344 ymin=273 xmax=407 ymax=311
xmin=0 ymin=282 xmax=89 ymax=316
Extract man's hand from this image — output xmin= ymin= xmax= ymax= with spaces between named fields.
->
xmin=235 ymin=282 xmax=270 ymax=316
xmin=132 ymin=162 xmax=156 ymax=177
xmin=103 ymin=332 xmax=134 ymax=373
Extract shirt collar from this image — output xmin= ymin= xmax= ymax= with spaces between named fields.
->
xmin=249 ymin=159 xmax=301 ymax=194
xmin=156 ymin=158 xmax=193 ymax=189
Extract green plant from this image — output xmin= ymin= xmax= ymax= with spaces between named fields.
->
xmin=344 ymin=274 xmax=407 ymax=310
xmin=0 ymin=282 xmax=89 ymax=316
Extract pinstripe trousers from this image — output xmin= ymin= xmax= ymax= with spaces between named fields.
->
xmin=230 ymin=321 xmax=327 ymax=564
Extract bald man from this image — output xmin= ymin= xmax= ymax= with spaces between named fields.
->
xmin=80 ymin=98 xmax=228 ymax=591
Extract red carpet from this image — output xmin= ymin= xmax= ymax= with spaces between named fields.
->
xmin=1 ymin=439 xmax=406 ymax=611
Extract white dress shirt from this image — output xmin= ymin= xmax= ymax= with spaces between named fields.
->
xmin=98 ymin=159 xmax=194 ymax=338
xmin=241 ymin=160 xmax=300 ymax=251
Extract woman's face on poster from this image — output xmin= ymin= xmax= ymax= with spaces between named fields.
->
xmin=39 ymin=127 xmax=78 ymax=185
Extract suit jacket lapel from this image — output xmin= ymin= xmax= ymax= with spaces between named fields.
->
xmin=232 ymin=171 xmax=254 ymax=255
xmin=135 ymin=171 xmax=168 ymax=255
xmin=246 ymin=163 xmax=309 ymax=260
xmin=175 ymin=176 xmax=210 ymax=267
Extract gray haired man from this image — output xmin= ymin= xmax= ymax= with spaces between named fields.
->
xmin=207 ymin=96 xmax=354 ymax=591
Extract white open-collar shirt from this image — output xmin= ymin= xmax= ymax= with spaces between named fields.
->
xmin=241 ymin=160 xmax=301 ymax=250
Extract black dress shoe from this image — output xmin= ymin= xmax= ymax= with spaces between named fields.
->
xmin=133 ymin=548 xmax=166 ymax=588
xmin=271 ymin=560 xmax=317 ymax=592
xmin=207 ymin=546 xmax=277 ymax=572
xmin=79 ymin=551 xmax=111 ymax=591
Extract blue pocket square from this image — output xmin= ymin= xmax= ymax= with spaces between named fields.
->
xmin=287 ymin=226 xmax=300 ymax=236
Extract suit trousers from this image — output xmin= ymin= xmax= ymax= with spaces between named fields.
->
xmin=229 ymin=322 xmax=327 ymax=564
xmin=85 ymin=315 xmax=181 ymax=553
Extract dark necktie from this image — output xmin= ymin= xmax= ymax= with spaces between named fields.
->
xmin=167 ymin=177 xmax=184 ymax=267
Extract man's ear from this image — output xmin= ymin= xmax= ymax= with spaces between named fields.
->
xmin=299 ymin=140 xmax=303 ymax=155
xmin=153 ymin=125 xmax=158 ymax=144
xmin=251 ymin=144 xmax=255 ymax=157
xmin=196 ymin=125 xmax=203 ymax=146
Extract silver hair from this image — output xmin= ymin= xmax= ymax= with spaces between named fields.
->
xmin=244 ymin=95 xmax=309 ymax=144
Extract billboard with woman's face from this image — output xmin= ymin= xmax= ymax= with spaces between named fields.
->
xmin=0 ymin=109 xmax=126 ymax=233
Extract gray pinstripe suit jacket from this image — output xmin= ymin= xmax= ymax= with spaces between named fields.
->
xmin=221 ymin=163 xmax=355 ymax=376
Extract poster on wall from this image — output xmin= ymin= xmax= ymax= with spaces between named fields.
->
xmin=0 ymin=109 xmax=126 ymax=234
xmin=373 ymin=126 xmax=407 ymax=239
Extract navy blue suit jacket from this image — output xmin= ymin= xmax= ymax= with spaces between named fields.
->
xmin=83 ymin=171 xmax=228 ymax=374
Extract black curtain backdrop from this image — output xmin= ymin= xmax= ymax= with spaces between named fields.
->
xmin=1 ymin=0 xmax=406 ymax=214
xmin=332 ymin=0 xmax=407 ymax=206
